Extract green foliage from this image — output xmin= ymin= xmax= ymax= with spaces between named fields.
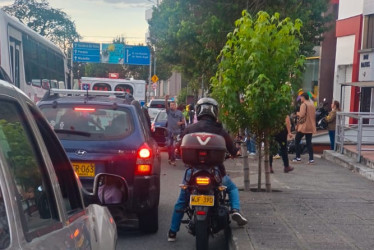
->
xmin=211 ymin=11 xmax=305 ymax=137
xmin=177 ymin=88 xmax=189 ymax=105
xmin=0 ymin=120 xmax=40 ymax=189
xmin=3 ymin=0 xmax=81 ymax=56
xmin=148 ymin=0 xmax=249 ymax=84
xmin=148 ymin=0 xmax=329 ymax=90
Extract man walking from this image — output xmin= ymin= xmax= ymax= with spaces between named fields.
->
xmin=293 ymin=92 xmax=316 ymax=164
xmin=165 ymin=95 xmax=185 ymax=166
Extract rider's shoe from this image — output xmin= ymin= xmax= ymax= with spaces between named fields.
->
xmin=231 ymin=209 xmax=248 ymax=226
xmin=167 ymin=230 xmax=177 ymax=242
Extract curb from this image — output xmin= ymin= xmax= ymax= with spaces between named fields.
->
xmin=322 ymin=150 xmax=374 ymax=181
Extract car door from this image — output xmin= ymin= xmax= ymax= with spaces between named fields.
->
xmin=0 ymin=92 xmax=76 ymax=249
xmin=28 ymin=101 xmax=117 ymax=250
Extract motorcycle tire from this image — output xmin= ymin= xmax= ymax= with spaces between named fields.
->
xmin=195 ymin=220 xmax=209 ymax=250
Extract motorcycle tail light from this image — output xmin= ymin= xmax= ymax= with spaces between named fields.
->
xmin=198 ymin=151 xmax=207 ymax=156
xmin=196 ymin=211 xmax=206 ymax=215
xmin=196 ymin=176 xmax=210 ymax=185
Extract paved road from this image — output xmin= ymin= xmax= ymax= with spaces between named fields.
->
xmin=116 ymin=152 xmax=229 ymax=250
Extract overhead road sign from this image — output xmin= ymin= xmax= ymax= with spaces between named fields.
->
xmin=125 ymin=46 xmax=150 ymax=65
xmin=151 ymin=75 xmax=159 ymax=83
xmin=73 ymin=42 xmax=100 ymax=63
xmin=101 ymin=43 xmax=125 ymax=64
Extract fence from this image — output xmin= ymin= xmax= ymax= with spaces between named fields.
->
xmin=335 ymin=112 xmax=374 ymax=162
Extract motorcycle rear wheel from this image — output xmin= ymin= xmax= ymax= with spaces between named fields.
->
xmin=195 ymin=220 xmax=209 ymax=250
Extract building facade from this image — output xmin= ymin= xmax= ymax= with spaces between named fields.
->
xmin=333 ymin=0 xmax=374 ymax=114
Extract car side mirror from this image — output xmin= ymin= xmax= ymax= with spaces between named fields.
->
xmin=93 ymin=173 xmax=128 ymax=205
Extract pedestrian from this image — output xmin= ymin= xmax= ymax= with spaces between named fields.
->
xmin=269 ymin=115 xmax=294 ymax=173
xmin=325 ymin=100 xmax=340 ymax=150
xmin=292 ymin=92 xmax=316 ymax=164
xmin=165 ymin=95 xmax=185 ymax=166
xmin=188 ymin=103 xmax=195 ymax=124
xmin=245 ymin=128 xmax=256 ymax=156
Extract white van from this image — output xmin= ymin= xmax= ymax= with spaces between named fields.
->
xmin=79 ymin=77 xmax=146 ymax=102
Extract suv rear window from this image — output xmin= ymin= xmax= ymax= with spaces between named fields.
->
xmin=40 ymin=105 xmax=133 ymax=141
xmin=149 ymin=100 xmax=165 ymax=108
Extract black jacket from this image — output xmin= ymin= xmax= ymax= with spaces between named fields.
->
xmin=180 ymin=116 xmax=238 ymax=176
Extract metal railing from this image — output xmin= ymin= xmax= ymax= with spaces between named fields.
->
xmin=335 ymin=112 xmax=374 ymax=162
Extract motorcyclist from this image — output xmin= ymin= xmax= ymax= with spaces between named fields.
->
xmin=168 ymin=97 xmax=248 ymax=242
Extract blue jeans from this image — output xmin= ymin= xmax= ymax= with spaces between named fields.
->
xmin=168 ymin=132 xmax=177 ymax=161
xmin=246 ymin=137 xmax=256 ymax=153
xmin=170 ymin=170 xmax=240 ymax=233
xmin=328 ymin=130 xmax=335 ymax=150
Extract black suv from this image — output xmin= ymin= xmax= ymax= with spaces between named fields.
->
xmin=38 ymin=89 xmax=161 ymax=233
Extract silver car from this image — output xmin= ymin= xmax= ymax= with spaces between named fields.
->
xmin=0 ymin=80 xmax=126 ymax=249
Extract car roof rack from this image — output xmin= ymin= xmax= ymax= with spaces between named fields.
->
xmin=48 ymin=88 xmax=132 ymax=97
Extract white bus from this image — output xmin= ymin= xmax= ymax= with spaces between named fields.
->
xmin=0 ymin=9 xmax=67 ymax=102
xmin=79 ymin=77 xmax=147 ymax=104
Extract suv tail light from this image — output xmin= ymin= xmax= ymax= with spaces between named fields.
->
xmin=136 ymin=143 xmax=152 ymax=175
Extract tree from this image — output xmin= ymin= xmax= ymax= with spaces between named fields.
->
xmin=211 ymin=11 xmax=305 ymax=192
xmin=3 ymin=0 xmax=81 ymax=55
xmin=148 ymin=0 xmax=329 ymax=91
xmin=148 ymin=0 xmax=249 ymax=84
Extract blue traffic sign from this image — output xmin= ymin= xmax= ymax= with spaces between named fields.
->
xmin=73 ymin=42 xmax=101 ymax=63
xmin=125 ymin=46 xmax=150 ymax=65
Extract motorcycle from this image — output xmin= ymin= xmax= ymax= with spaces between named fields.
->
xmin=315 ymin=100 xmax=329 ymax=130
xmin=179 ymin=132 xmax=231 ymax=250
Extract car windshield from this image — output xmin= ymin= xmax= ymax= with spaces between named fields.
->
xmin=155 ymin=111 xmax=167 ymax=122
xmin=40 ymin=105 xmax=133 ymax=141
xmin=149 ymin=101 xmax=165 ymax=108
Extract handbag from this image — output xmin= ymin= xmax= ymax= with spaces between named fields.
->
xmin=297 ymin=103 xmax=308 ymax=125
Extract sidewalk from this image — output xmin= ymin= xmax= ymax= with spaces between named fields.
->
xmin=225 ymin=154 xmax=374 ymax=250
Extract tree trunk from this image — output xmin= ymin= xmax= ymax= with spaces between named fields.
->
xmin=257 ymin=140 xmax=262 ymax=191
xmin=241 ymin=143 xmax=250 ymax=191
xmin=240 ymin=128 xmax=250 ymax=191
xmin=264 ymin=134 xmax=272 ymax=192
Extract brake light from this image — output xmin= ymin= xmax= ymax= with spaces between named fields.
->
xmin=135 ymin=164 xmax=151 ymax=175
xmin=199 ymin=151 xmax=207 ymax=156
xmin=74 ymin=107 xmax=96 ymax=112
xmin=138 ymin=145 xmax=151 ymax=159
xmin=196 ymin=177 xmax=210 ymax=185
xmin=136 ymin=143 xmax=152 ymax=175
xmin=196 ymin=211 xmax=206 ymax=215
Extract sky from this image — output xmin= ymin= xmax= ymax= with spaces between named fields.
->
xmin=0 ymin=0 xmax=155 ymax=45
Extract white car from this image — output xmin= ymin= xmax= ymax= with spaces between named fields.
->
xmin=0 ymin=80 xmax=126 ymax=249
xmin=147 ymin=99 xmax=171 ymax=121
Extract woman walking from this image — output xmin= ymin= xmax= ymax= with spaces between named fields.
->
xmin=325 ymin=100 xmax=340 ymax=150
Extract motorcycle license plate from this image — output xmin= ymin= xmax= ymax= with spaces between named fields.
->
xmin=72 ymin=162 xmax=95 ymax=177
xmin=190 ymin=195 xmax=214 ymax=206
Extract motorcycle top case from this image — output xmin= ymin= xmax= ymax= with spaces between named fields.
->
xmin=181 ymin=132 xmax=226 ymax=166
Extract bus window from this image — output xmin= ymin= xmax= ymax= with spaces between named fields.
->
xmin=32 ymin=79 xmax=41 ymax=88
xmin=50 ymin=80 xmax=58 ymax=89
xmin=115 ymin=84 xmax=133 ymax=94
xmin=42 ymin=79 xmax=50 ymax=90
xmin=93 ymin=83 xmax=111 ymax=91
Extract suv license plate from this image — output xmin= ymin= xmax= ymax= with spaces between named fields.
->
xmin=190 ymin=195 xmax=214 ymax=206
xmin=72 ymin=162 xmax=95 ymax=177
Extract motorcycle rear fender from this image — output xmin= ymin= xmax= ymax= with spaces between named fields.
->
xmin=194 ymin=206 xmax=210 ymax=221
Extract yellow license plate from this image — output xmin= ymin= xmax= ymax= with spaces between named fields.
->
xmin=190 ymin=195 xmax=214 ymax=207
xmin=72 ymin=162 xmax=95 ymax=177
